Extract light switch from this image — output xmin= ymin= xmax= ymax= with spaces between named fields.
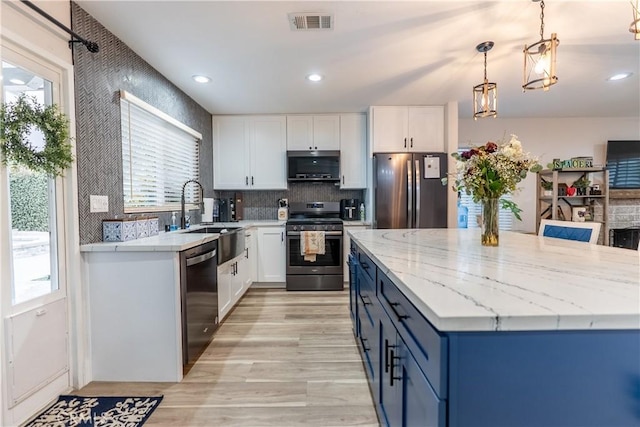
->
xmin=90 ymin=195 xmax=109 ymax=213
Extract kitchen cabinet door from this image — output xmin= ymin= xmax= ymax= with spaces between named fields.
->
xmin=247 ymin=228 xmax=258 ymax=284
xmin=340 ymin=114 xmax=367 ymax=189
xmin=343 ymin=225 xmax=367 ymax=279
xmin=370 ymin=106 xmax=445 ymax=153
xmin=379 ymin=312 xmax=402 ymax=427
xmin=287 ymin=115 xmax=340 ymax=151
xmin=371 ymin=106 xmax=408 ymax=153
xmin=257 ymin=226 xmax=286 ymax=282
xmin=230 ymin=257 xmax=244 ymax=307
xmin=249 ymin=116 xmax=287 ymax=190
xmin=407 ymin=106 xmax=444 ymax=152
xmin=218 ymin=260 xmax=233 ymax=321
xmin=401 ymin=334 xmax=447 ymax=427
xmin=286 ymin=115 xmax=314 ymax=150
xmin=313 ymin=115 xmax=340 ymax=150
xmin=213 ymin=116 xmax=250 ymax=190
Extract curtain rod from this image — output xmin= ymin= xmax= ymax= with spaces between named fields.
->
xmin=20 ymin=0 xmax=99 ymax=53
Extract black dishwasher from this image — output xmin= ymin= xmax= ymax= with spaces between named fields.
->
xmin=179 ymin=240 xmax=218 ymax=365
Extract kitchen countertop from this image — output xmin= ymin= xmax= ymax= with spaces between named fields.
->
xmin=349 ymin=228 xmax=640 ymax=332
xmin=80 ymin=220 xmax=286 ymax=252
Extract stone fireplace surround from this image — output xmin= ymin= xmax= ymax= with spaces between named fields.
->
xmin=608 ymin=190 xmax=640 ymax=249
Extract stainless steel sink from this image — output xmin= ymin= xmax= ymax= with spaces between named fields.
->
xmin=188 ymin=227 xmax=245 ymax=264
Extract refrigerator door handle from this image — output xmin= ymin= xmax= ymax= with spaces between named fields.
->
xmin=415 ymin=159 xmax=421 ymax=228
xmin=407 ymin=159 xmax=413 ymax=228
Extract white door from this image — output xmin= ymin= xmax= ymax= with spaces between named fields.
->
xmin=340 ymin=114 xmax=367 ymax=189
xmin=313 ymin=115 xmax=340 ymax=150
xmin=250 ymin=116 xmax=287 ymax=189
xmin=286 ymin=115 xmax=313 ymax=150
xmin=408 ymin=106 xmax=445 ymax=152
xmin=213 ymin=116 xmax=250 ymax=190
xmin=1 ymin=48 xmax=71 ymax=423
xmin=257 ymin=227 xmax=286 ymax=282
xmin=371 ymin=106 xmax=408 ymax=152
xmin=217 ymin=261 xmax=232 ymax=321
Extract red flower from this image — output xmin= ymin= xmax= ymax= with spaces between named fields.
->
xmin=485 ymin=142 xmax=498 ymax=153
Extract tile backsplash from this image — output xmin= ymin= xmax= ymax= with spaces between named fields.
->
xmin=221 ymin=182 xmax=365 ymax=220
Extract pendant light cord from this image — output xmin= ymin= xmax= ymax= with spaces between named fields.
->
xmin=483 ymin=51 xmax=488 ymax=80
xmin=539 ymin=0 xmax=545 ymax=39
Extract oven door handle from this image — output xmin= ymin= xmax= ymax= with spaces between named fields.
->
xmin=286 ymin=231 xmax=343 ymax=236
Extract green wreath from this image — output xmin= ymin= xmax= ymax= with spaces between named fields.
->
xmin=0 ymin=94 xmax=73 ymax=177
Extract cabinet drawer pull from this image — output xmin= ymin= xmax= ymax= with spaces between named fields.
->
xmin=389 ymin=302 xmax=409 ymax=322
xmin=404 ymin=137 xmax=407 ymax=148
xmin=410 ymin=137 xmax=413 ymax=148
xmin=360 ymin=295 xmax=371 ymax=306
xmin=384 ymin=338 xmax=396 ymax=373
xmin=251 ymin=176 xmax=254 ymax=185
xmin=361 ymin=337 xmax=370 ymax=352
xmin=245 ymin=176 xmax=248 ymax=186
xmin=389 ymin=349 xmax=402 ymax=386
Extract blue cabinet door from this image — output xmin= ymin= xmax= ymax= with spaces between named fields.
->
xmin=379 ymin=312 xmax=402 ymax=427
xmin=348 ymin=253 xmax=358 ymax=331
xmin=400 ymin=335 xmax=446 ymax=427
xmin=357 ymin=263 xmax=380 ymax=403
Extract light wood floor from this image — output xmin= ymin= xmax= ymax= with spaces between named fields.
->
xmin=78 ymin=288 xmax=379 ymax=426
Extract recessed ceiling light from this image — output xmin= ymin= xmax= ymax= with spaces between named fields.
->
xmin=192 ymin=75 xmax=211 ymax=83
xmin=9 ymin=78 xmax=25 ymax=85
xmin=307 ymin=73 xmax=323 ymax=82
xmin=607 ymin=72 xmax=632 ymax=81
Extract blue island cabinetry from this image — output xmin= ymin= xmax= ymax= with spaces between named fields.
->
xmin=349 ymin=239 xmax=640 ymax=427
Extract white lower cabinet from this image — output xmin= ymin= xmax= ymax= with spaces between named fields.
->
xmin=344 ymin=225 xmax=368 ymax=280
xmin=218 ymin=259 xmax=234 ymax=321
xmin=244 ymin=229 xmax=256 ymax=289
xmin=257 ymin=226 xmax=286 ymax=282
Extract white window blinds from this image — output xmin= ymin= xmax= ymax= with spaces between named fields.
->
xmin=120 ymin=91 xmax=202 ymax=212
xmin=457 ymin=148 xmax=515 ymax=230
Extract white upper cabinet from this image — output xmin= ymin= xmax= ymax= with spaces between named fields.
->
xmin=250 ymin=116 xmax=287 ymax=189
xmin=286 ymin=115 xmax=340 ymax=151
xmin=371 ymin=106 xmax=444 ymax=153
xmin=340 ymin=114 xmax=367 ymax=189
xmin=213 ymin=115 xmax=287 ymax=190
xmin=213 ymin=116 xmax=250 ymax=189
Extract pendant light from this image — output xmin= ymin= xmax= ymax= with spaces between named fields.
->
xmin=631 ymin=0 xmax=640 ymax=40
xmin=523 ymin=0 xmax=559 ymax=91
xmin=473 ymin=41 xmax=497 ymax=120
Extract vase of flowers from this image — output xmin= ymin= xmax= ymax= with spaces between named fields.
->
xmin=445 ymin=134 xmax=542 ymax=246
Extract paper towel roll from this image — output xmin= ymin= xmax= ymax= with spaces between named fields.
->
xmin=202 ymin=198 xmax=214 ymax=223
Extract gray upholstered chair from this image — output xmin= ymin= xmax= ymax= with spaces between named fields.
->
xmin=538 ymin=219 xmax=601 ymax=244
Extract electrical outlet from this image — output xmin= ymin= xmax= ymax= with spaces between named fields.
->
xmin=90 ymin=195 xmax=109 ymax=213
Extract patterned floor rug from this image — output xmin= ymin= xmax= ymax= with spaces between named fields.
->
xmin=24 ymin=395 xmax=163 ymax=426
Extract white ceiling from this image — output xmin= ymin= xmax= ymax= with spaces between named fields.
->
xmin=75 ymin=1 xmax=640 ymax=118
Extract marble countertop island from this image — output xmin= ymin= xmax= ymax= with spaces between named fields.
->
xmin=349 ymin=228 xmax=640 ymax=332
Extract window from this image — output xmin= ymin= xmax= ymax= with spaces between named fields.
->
xmin=457 ymin=148 xmax=515 ymax=230
xmin=3 ymin=60 xmax=61 ymax=305
xmin=120 ymin=90 xmax=201 ymax=212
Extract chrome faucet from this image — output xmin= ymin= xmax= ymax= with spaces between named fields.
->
xmin=181 ymin=179 xmax=204 ymax=229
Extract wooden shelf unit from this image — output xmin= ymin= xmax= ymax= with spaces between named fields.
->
xmin=536 ymin=168 xmax=610 ymax=245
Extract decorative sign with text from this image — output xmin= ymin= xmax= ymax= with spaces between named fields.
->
xmin=552 ymin=157 xmax=594 ymax=170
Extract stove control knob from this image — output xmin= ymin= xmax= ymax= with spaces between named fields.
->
xmin=293 ymin=225 xmax=298 ymax=231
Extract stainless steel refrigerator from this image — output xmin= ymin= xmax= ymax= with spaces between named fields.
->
xmin=373 ymin=152 xmax=448 ymax=229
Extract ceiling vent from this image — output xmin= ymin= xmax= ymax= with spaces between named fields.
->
xmin=288 ymin=13 xmax=333 ymax=30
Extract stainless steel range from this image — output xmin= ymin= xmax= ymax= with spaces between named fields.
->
xmin=286 ymin=202 xmax=343 ymax=291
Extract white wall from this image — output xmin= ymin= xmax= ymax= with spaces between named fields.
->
xmin=459 ymin=117 xmax=640 ymax=233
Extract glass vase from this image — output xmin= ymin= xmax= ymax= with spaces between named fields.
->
xmin=481 ymin=198 xmax=499 ymax=246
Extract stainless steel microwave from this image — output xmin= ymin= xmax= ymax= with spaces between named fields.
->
xmin=287 ymin=150 xmax=340 ymax=182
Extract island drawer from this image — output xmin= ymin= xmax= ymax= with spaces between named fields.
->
xmin=357 ymin=247 xmax=376 ymax=283
xmin=378 ymin=271 xmax=448 ymax=399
